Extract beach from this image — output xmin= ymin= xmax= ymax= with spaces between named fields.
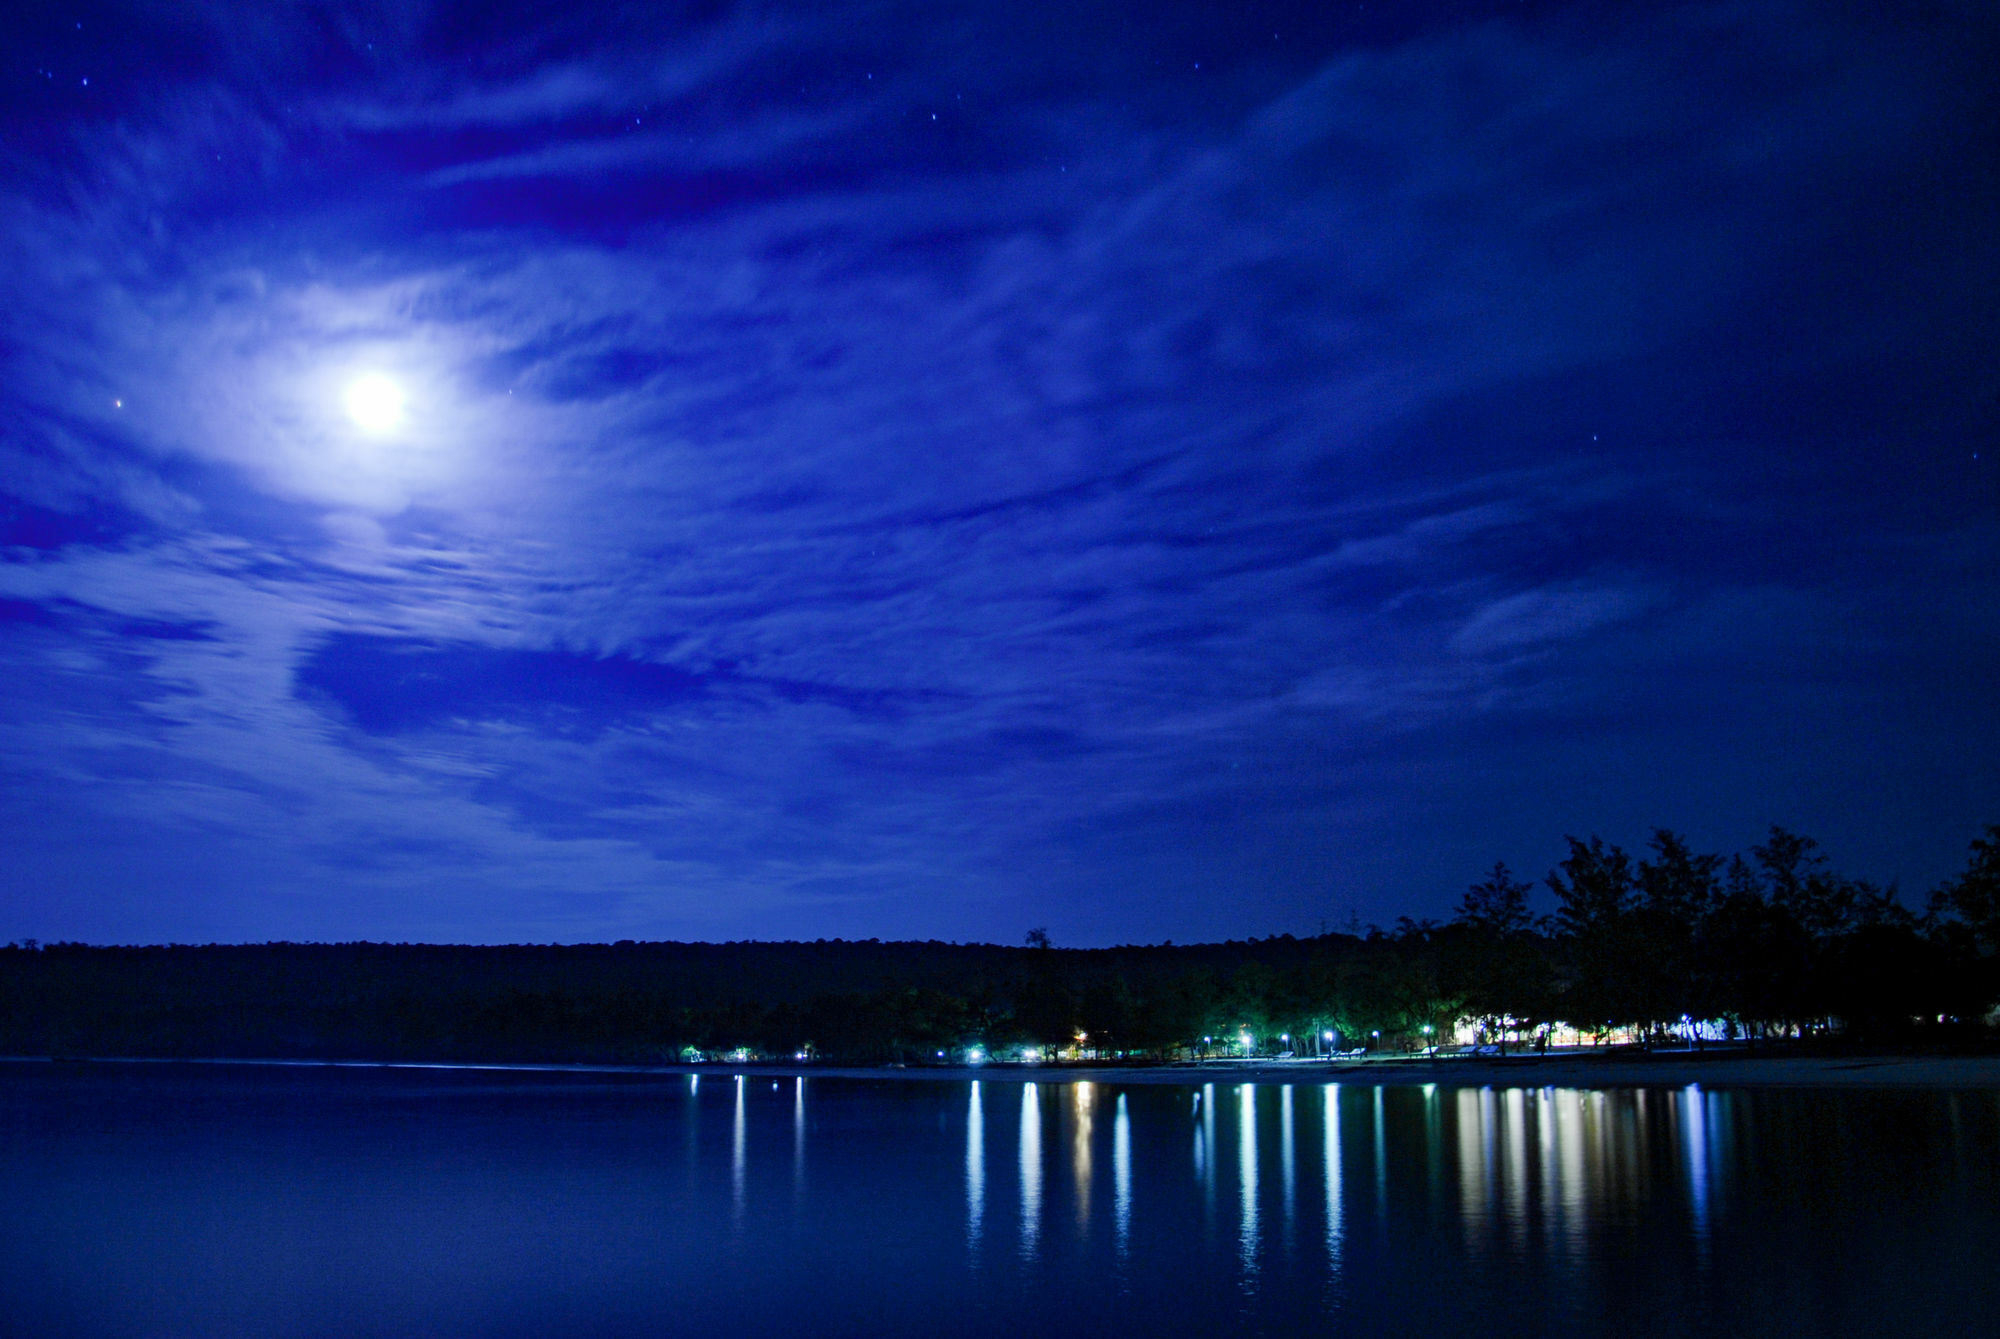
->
xmin=11 ymin=1049 xmax=2000 ymax=1090
xmin=730 ymin=1051 xmax=2000 ymax=1090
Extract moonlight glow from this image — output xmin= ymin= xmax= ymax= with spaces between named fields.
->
xmin=344 ymin=374 xmax=405 ymax=433
xmin=1 ymin=0 xmax=1993 ymax=955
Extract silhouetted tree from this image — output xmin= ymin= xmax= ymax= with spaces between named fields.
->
xmin=6 ymin=824 xmax=1998 ymax=1064
xmin=1698 ymin=856 xmax=1796 ymax=1042
xmin=1755 ymin=826 xmax=1858 ymax=940
xmin=1930 ymin=824 xmax=2000 ymax=958
xmin=1927 ymin=824 xmax=2000 ymax=1024
xmin=1450 ymin=863 xmax=1547 ymax=1052
xmin=1632 ymin=830 xmax=1722 ymax=1039
xmin=1546 ymin=836 xmax=1640 ymax=1039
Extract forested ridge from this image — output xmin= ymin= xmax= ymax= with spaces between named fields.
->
xmin=5 ymin=825 xmax=1998 ymax=1064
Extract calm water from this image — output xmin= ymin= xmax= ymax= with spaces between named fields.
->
xmin=2 ymin=1063 xmax=1996 ymax=1337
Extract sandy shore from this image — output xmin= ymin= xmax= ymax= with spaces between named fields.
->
xmin=724 ymin=1052 xmax=2000 ymax=1090
xmin=9 ymin=1051 xmax=2000 ymax=1090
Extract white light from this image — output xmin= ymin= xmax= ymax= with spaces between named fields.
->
xmin=344 ymin=373 xmax=405 ymax=433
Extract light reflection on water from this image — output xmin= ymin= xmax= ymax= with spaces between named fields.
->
xmin=792 ymin=1075 xmax=805 ymax=1194
xmin=1682 ymin=1084 xmax=1710 ymax=1247
xmin=965 ymin=1079 xmax=983 ymax=1251
xmin=2 ymin=1065 xmax=1997 ymax=1338
xmin=1373 ymin=1084 xmax=1388 ymax=1219
xmin=954 ymin=1074 xmax=1970 ymax=1290
xmin=1112 ymin=1091 xmax=1131 ymax=1254
xmin=1071 ymin=1081 xmax=1093 ymax=1230
xmin=1017 ymin=1080 xmax=1040 ymax=1259
xmin=730 ymin=1074 xmax=746 ymax=1224
xmin=1279 ymin=1084 xmax=1295 ymax=1250
xmin=1324 ymin=1081 xmax=1343 ymax=1285
xmin=1238 ymin=1083 xmax=1260 ymax=1280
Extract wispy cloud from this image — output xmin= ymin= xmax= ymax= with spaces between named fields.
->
xmin=1450 ymin=583 xmax=1656 ymax=657
xmin=1 ymin=0 xmax=1994 ymax=941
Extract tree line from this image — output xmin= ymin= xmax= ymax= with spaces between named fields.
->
xmin=2 ymin=824 xmax=1995 ymax=1064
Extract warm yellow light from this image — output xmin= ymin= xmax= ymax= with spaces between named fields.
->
xmin=344 ymin=373 xmax=404 ymax=433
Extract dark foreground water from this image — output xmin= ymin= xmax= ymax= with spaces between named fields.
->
xmin=2 ymin=1063 xmax=1996 ymax=1337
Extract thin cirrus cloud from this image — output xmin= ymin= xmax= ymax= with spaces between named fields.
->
xmin=0 ymin=0 xmax=1994 ymax=944
xmin=1450 ymin=584 xmax=1656 ymax=658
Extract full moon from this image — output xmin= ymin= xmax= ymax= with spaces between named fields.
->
xmin=344 ymin=373 xmax=405 ymax=433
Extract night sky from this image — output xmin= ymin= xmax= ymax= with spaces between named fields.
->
xmin=2 ymin=1 xmax=1995 ymax=946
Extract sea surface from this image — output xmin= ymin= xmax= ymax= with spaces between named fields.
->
xmin=1 ymin=1061 xmax=1995 ymax=1337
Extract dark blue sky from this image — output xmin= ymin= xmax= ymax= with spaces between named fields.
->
xmin=2 ymin=0 xmax=1995 ymax=945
